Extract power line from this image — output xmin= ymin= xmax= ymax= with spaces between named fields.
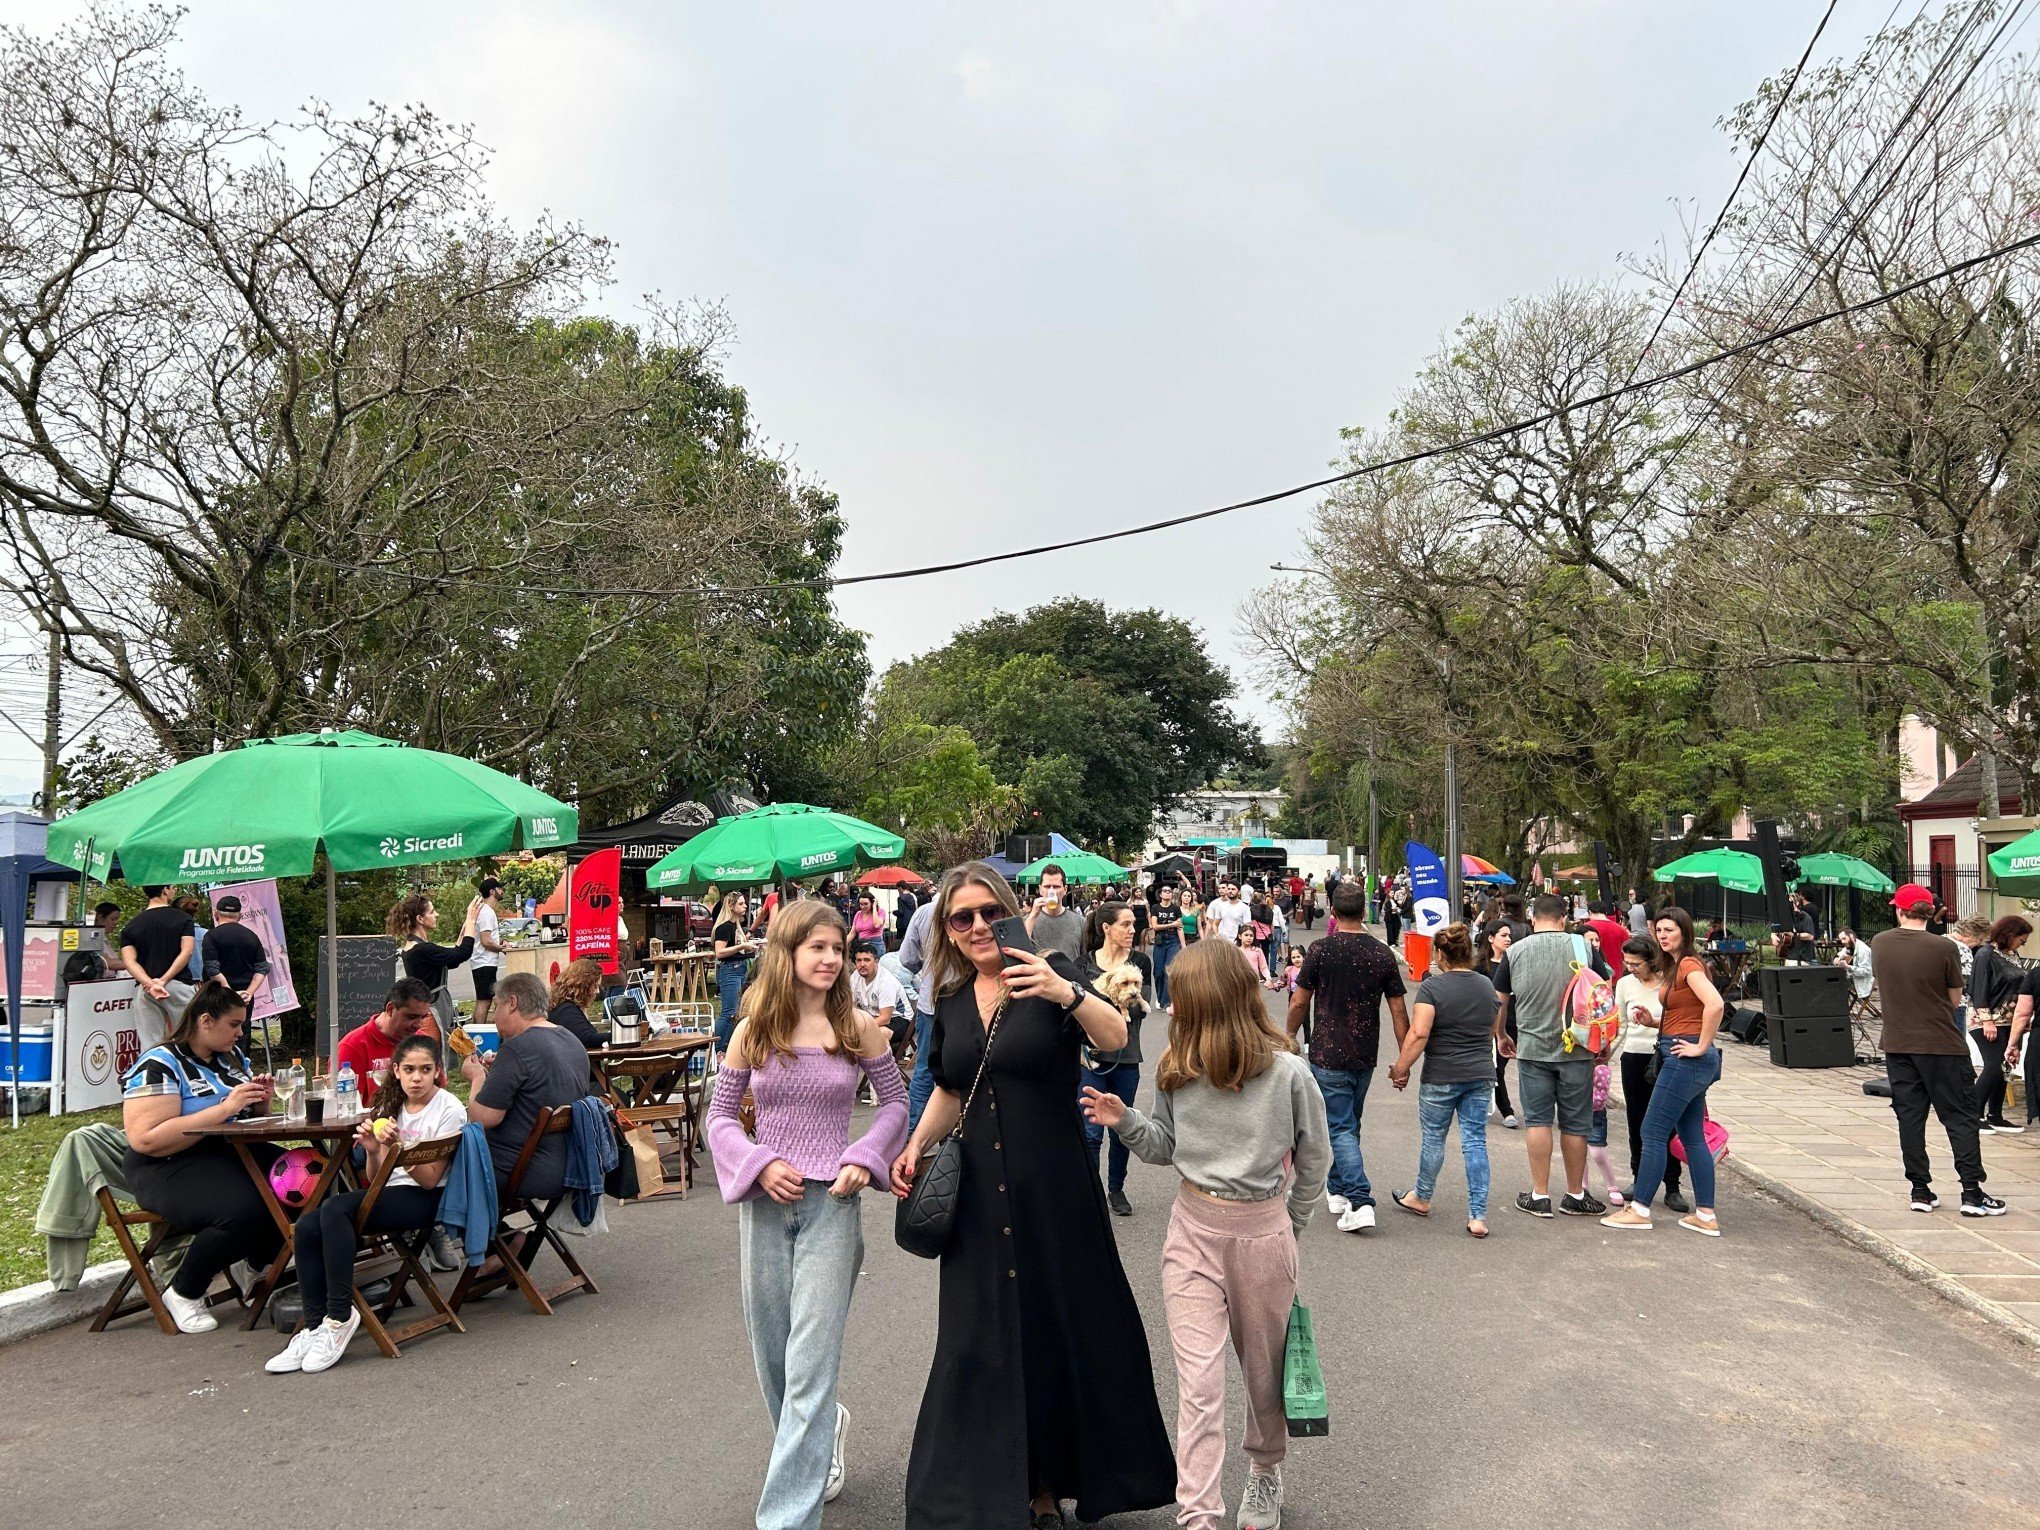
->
xmin=285 ymin=228 xmax=2040 ymax=600
xmin=1620 ymin=0 xmax=2027 ymax=519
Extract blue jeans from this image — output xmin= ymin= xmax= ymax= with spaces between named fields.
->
xmin=1629 ymin=1039 xmax=1722 ymax=1211
xmin=716 ymin=960 xmax=749 ymax=1049
xmin=1310 ymin=1063 xmax=1375 ymax=1206
xmin=1080 ymin=1060 xmax=1142 ymax=1192
xmin=1414 ymin=1079 xmax=1492 ymax=1220
xmin=738 ymin=1182 xmax=865 ymax=1530
xmin=907 ymin=1010 xmax=937 ymax=1133
xmin=1152 ymin=931 xmax=1181 ymax=1008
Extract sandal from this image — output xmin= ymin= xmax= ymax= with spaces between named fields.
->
xmin=1392 ymin=1190 xmax=1430 ymax=1217
xmin=1467 ymin=1219 xmax=1488 ymax=1238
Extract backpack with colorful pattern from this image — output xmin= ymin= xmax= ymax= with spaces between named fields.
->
xmin=1560 ymin=933 xmax=1620 ymax=1055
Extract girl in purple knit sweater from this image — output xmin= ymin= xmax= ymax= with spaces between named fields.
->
xmin=707 ymin=900 xmax=907 ymax=1530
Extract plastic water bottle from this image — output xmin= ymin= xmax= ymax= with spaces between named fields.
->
xmin=335 ymin=1062 xmax=359 ymax=1121
xmin=282 ymin=1059 xmax=306 ymax=1122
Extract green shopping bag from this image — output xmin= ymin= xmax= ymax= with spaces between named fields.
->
xmin=1283 ymin=1296 xmax=1329 ymax=1437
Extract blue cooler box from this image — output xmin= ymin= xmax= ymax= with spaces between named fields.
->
xmin=465 ymin=1023 xmax=500 ymax=1057
xmin=1 ymin=1024 xmax=55 ymax=1087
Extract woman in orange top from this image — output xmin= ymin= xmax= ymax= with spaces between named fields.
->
xmin=1602 ymin=907 xmax=1726 ymax=1237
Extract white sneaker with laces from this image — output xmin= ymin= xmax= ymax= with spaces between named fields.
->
xmin=1237 ymin=1466 xmax=1283 ymax=1529
xmin=824 ymin=1402 xmax=849 ymax=1502
xmin=264 ymin=1326 xmax=318 ymax=1373
xmin=300 ymin=1311 xmax=360 ymax=1374
xmin=1336 ymin=1204 xmax=1376 ymax=1233
xmin=161 ymin=1286 xmax=218 ymax=1334
xmin=1325 ymin=1193 xmax=1351 ymax=1216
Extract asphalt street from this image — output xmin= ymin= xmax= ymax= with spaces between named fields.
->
xmin=5 ymin=943 xmax=2038 ymax=1529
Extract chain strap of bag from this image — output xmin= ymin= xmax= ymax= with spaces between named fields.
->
xmin=893 ymin=991 xmax=1007 ymax=1259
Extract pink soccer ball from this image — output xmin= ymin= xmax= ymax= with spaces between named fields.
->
xmin=268 ymin=1147 xmax=328 ymax=1209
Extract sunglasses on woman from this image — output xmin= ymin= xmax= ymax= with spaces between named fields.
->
xmin=945 ymin=904 xmax=1002 ymax=933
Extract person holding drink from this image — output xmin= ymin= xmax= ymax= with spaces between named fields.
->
xmin=262 ymin=1034 xmax=466 ymax=1373
xmin=119 ymin=980 xmax=280 ymax=1334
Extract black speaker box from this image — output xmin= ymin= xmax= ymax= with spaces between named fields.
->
xmin=1005 ymin=834 xmax=1051 ymax=866
xmin=1768 ymin=1012 xmax=1854 ymax=1069
xmin=1724 ymin=1005 xmax=1767 ymax=1045
xmin=1757 ymin=965 xmax=1849 ymax=1019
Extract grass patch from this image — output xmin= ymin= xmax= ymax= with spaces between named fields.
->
xmin=0 ymin=1105 xmax=123 ymax=1291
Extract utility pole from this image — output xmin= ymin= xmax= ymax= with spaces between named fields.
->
xmin=1441 ymin=656 xmax=1462 ymax=918
xmin=1365 ymin=734 xmax=1381 ymax=913
xmin=39 ymin=624 xmax=60 ymax=811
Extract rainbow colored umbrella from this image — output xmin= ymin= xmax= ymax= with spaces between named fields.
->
xmin=1461 ymin=854 xmax=1515 ymax=885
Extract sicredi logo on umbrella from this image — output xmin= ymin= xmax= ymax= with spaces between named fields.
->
xmin=179 ymin=843 xmax=267 ymax=873
xmin=378 ymin=833 xmax=464 ymax=859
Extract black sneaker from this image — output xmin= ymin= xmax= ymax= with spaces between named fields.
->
xmin=1910 ymin=1187 xmax=1940 ymax=1213
xmin=1961 ymin=1191 xmax=2009 ymax=1217
xmin=1979 ymin=1119 xmax=1998 ymax=1135
xmin=1514 ymin=1192 xmax=1554 ymax=1218
xmin=1991 ymin=1119 xmax=2023 ymax=1135
xmin=1559 ymin=1191 xmax=1607 ymax=1217
xmin=1107 ymin=1188 xmax=1133 ymax=1217
xmin=1663 ymin=1188 xmax=1692 ymax=1215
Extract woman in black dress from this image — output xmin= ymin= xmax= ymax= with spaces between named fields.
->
xmin=892 ymin=862 xmax=1175 ymax=1529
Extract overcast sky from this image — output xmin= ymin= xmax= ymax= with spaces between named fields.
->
xmin=0 ymin=1 xmax=1895 ymax=793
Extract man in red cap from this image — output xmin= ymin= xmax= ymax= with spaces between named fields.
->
xmin=1871 ymin=883 xmax=2004 ymax=1217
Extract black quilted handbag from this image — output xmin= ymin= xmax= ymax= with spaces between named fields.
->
xmin=895 ymin=997 xmax=1005 ymax=1259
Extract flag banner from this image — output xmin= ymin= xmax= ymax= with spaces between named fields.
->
xmin=1405 ymin=841 xmax=1452 ymax=936
xmin=208 ymin=878 xmax=299 ymax=1020
xmin=569 ymin=848 xmax=622 ymax=971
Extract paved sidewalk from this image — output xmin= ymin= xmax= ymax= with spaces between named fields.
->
xmin=1702 ymin=1044 xmax=2040 ymax=1339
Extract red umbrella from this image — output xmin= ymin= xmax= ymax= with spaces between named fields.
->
xmin=857 ymin=865 xmax=929 ymax=888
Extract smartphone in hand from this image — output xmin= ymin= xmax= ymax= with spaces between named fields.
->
xmin=991 ymin=914 xmax=1036 ymax=969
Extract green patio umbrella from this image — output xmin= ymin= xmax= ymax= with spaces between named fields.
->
xmin=644 ymin=803 xmax=905 ymax=892
xmin=1790 ymin=852 xmax=1895 ymax=894
xmin=46 ymin=730 xmax=577 ymax=1067
xmin=1652 ymin=847 xmax=1766 ymax=896
xmin=1015 ymin=850 xmax=1128 ymax=885
xmin=1987 ymin=828 xmax=2040 ymax=897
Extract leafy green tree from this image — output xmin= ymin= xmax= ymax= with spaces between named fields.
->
xmin=880 ymin=600 xmax=1259 ymax=849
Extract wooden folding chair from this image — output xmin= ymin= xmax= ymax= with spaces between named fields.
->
xmin=446 ymin=1108 xmax=597 ymax=1317
xmin=90 ymin=1189 xmax=243 ymax=1334
xmin=348 ymin=1134 xmax=466 ymax=1358
xmin=602 ymin=1053 xmax=698 ymax=1192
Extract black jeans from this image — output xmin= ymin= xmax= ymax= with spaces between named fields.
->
xmin=1972 ymin=1024 xmax=2012 ymax=1124
xmin=1618 ymin=1051 xmax=1682 ymax=1194
xmin=124 ymin=1139 xmax=284 ymax=1300
xmin=1493 ymin=1014 xmax=1519 ymax=1119
xmin=293 ymin=1184 xmax=442 ymax=1323
xmin=1886 ymin=1052 xmax=1985 ymax=1194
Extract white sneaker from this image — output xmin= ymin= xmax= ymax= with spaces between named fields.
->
xmin=161 ymin=1286 xmax=218 ymax=1334
xmin=300 ymin=1311 xmax=359 ymax=1374
xmin=265 ymin=1326 xmax=318 ymax=1373
xmin=824 ymin=1402 xmax=848 ymax=1502
xmin=1237 ymin=1465 xmax=1283 ymax=1529
xmin=1325 ymin=1193 xmax=1352 ymax=1216
xmin=1502 ymin=1115 xmax=1520 ymax=1130
xmin=1336 ymin=1204 xmax=1376 ymax=1233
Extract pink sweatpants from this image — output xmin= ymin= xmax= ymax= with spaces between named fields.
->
xmin=1159 ymin=1182 xmax=1297 ymax=1530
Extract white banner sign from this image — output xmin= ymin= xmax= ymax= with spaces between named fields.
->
xmin=208 ymin=878 xmax=299 ymax=1020
xmin=58 ymin=977 xmax=160 ymax=1114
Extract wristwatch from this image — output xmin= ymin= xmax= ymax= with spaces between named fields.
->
xmin=1058 ymin=979 xmax=1087 ymax=1015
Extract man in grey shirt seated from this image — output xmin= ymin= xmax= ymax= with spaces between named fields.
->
xmin=1024 ymin=863 xmax=1086 ymax=961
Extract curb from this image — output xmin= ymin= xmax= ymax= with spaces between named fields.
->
xmin=0 ymin=1259 xmax=128 ymax=1347
xmin=1719 ymin=1151 xmax=2040 ymax=1354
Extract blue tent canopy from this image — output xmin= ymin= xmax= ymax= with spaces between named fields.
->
xmin=2 ymin=811 xmax=74 ymax=1129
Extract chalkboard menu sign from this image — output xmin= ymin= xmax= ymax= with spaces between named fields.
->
xmin=317 ymin=935 xmax=400 ymax=1058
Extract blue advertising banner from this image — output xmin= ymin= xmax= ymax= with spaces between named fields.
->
xmin=1405 ymin=841 xmax=1452 ymax=935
